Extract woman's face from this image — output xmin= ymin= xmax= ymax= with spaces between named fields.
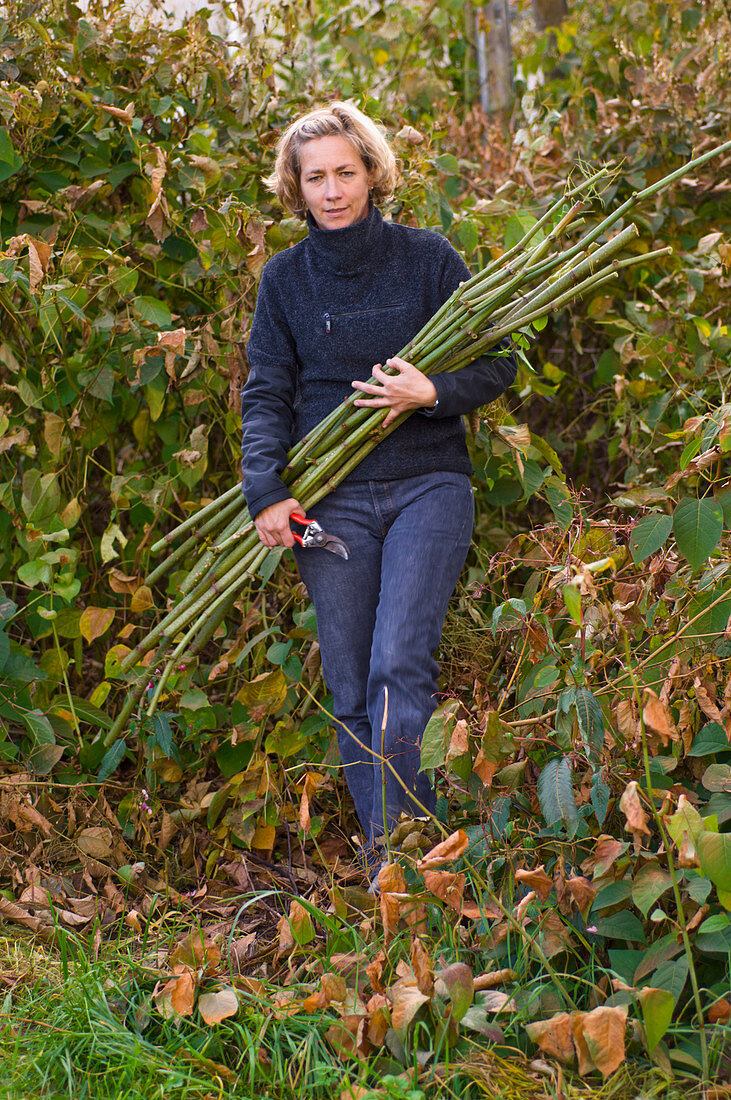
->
xmin=299 ymin=135 xmax=373 ymax=230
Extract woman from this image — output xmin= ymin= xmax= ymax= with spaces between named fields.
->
xmin=241 ymin=102 xmax=515 ymax=875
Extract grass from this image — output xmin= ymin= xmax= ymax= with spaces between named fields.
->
xmin=0 ymin=904 xmax=727 ymax=1100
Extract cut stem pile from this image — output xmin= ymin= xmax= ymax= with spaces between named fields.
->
xmin=105 ymin=140 xmax=731 ymax=744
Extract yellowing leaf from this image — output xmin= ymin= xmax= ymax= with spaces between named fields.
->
xmin=642 ymin=688 xmax=678 ymax=745
xmin=638 ymin=987 xmax=674 ymax=1053
xmin=130 ymin=585 xmax=154 ymax=613
xmin=198 ymin=986 xmax=239 ymax=1025
xmin=572 ymin=1005 xmax=627 ymax=1078
xmin=389 ymin=982 xmax=429 ymax=1038
xmin=287 ymin=899 xmax=315 ymax=948
xmin=79 ymin=606 xmax=114 ymax=644
xmin=619 ymin=780 xmax=651 ymax=852
xmin=525 ymin=1012 xmax=575 ymax=1063
xmin=373 ymin=47 xmax=389 ymax=65
xmin=101 ymin=521 xmax=128 ymax=563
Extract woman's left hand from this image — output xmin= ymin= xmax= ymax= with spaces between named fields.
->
xmin=352 ymin=357 xmax=438 ymax=428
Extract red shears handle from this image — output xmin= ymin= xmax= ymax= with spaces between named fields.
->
xmin=290 ymin=512 xmax=310 ymax=546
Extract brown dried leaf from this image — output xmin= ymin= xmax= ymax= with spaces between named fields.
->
xmin=416 ymin=829 xmax=469 ymax=870
xmin=0 ymin=896 xmax=52 ymax=939
xmin=395 ymin=124 xmax=424 ymax=145
xmin=107 ymin=568 xmax=141 ymax=594
xmin=76 ymin=826 xmax=113 ymax=859
xmin=515 ymin=889 xmax=536 ymax=923
xmin=446 ymin=718 xmax=469 ymax=762
xmin=565 ymin=876 xmax=597 ymax=919
xmin=155 ymin=966 xmax=196 ymax=1019
xmin=473 ymin=968 xmax=517 ymax=991
xmin=515 ymin=864 xmax=553 ymax=902
xmin=389 ymin=982 xmax=430 ymax=1038
xmin=422 ymin=869 xmax=465 ymax=913
xmin=615 ymin=699 xmax=637 ymax=742
xmin=708 ymin=998 xmax=731 ymax=1024
xmin=411 ymin=938 xmax=433 ymax=996
xmin=694 ymin=676 xmax=723 ymax=724
xmin=303 ymin=972 xmax=348 ymax=1013
xmin=619 ymin=781 xmax=651 ymax=853
xmin=298 ymin=771 xmax=321 ymax=833
xmin=378 ymin=862 xmax=406 ymax=942
xmin=643 ymin=689 xmax=678 ymax=746
xmin=99 ymin=101 xmax=135 ymax=124
xmin=366 ymin=950 xmax=386 ymax=993
xmin=573 ymin=1005 xmax=627 ymax=1078
xmin=525 ymin=1012 xmax=575 ymax=1064
xmin=198 ymin=987 xmax=239 ymax=1025
xmin=172 ymin=933 xmax=220 ymax=975
xmin=472 ymin=747 xmax=498 ymax=787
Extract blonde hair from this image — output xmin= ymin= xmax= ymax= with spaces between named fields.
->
xmin=266 ymin=101 xmax=398 ymax=218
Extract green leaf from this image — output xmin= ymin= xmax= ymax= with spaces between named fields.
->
xmin=544 ymin=476 xmax=573 ymax=529
xmin=215 ymin=738 xmax=256 ymax=778
xmin=0 ymin=630 xmax=9 ymax=675
xmin=648 ymin=955 xmax=689 ymax=1003
xmin=420 ymin=700 xmax=459 ymax=771
xmin=591 ymin=768 xmax=610 ymax=825
xmin=594 ymin=910 xmax=645 ymax=943
xmin=65 ymin=696 xmax=113 ymax=730
xmin=434 ymin=962 xmax=473 ymax=1023
xmin=562 ymin=583 xmax=581 ymax=624
xmin=491 ymin=598 xmax=526 ymax=635
xmin=632 ymin=863 xmax=672 ymax=918
xmin=21 ymin=708 xmax=55 ymax=746
xmin=672 ymin=498 xmax=723 ymax=571
xmin=641 ymin=987 xmax=675 ymax=1054
xmin=666 ymin=799 xmax=705 ymax=848
xmin=702 ymin=763 xmax=731 ymax=792
xmin=503 ymin=212 xmax=542 ymax=252
xmin=688 ymin=721 xmax=728 ymax=757
xmin=697 ymin=831 xmax=731 ymax=892
xmin=0 ymin=598 xmax=18 ymax=623
xmin=0 ymin=129 xmax=23 ymax=182
xmin=97 ymin=738 xmax=127 ymax=781
xmin=537 ymin=756 xmax=577 ymax=828
xmin=134 ymin=296 xmax=173 ymax=328
xmin=152 ymin=712 xmax=174 ymax=757
xmin=575 ymin=688 xmax=604 ymax=761
xmin=630 ymin=513 xmax=673 ymax=564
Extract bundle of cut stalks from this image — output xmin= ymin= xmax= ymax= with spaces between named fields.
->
xmin=105 ymin=142 xmax=731 ymax=745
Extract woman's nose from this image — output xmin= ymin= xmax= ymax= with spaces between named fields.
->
xmin=324 ymin=173 xmax=341 ymax=197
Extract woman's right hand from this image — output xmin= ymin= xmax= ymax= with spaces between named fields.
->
xmin=253 ymin=497 xmax=302 ymax=548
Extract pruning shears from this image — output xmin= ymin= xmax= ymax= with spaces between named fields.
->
xmin=290 ymin=513 xmax=350 ymax=560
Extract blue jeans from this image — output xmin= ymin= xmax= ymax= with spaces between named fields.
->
xmin=293 ymin=471 xmax=474 ymax=846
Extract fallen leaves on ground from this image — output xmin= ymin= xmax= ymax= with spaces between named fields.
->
xmin=527 ymin=1006 xmax=628 ymax=1078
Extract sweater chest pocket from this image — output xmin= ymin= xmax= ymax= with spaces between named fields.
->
xmin=322 ymin=303 xmax=409 ymax=335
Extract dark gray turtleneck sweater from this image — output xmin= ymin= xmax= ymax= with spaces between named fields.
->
xmin=241 ymin=204 xmax=516 ymax=519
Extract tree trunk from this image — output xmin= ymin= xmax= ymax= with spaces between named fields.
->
xmin=531 ymin=0 xmax=569 ymax=32
xmin=475 ymin=1 xmax=514 ymax=114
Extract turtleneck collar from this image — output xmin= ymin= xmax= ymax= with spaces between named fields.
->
xmin=305 ymin=201 xmax=384 ymax=276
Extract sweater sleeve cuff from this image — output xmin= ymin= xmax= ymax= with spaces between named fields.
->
xmin=417 ymin=374 xmax=451 ymax=419
xmin=245 ymin=484 xmax=294 ymax=522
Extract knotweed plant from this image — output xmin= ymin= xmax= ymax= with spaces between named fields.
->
xmin=105 ymin=140 xmax=731 ymax=743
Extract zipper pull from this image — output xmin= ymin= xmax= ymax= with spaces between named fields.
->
xmin=323 ymin=313 xmax=331 ymax=334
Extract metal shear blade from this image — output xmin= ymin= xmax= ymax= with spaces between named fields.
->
xmin=290 ymin=513 xmax=349 ymax=559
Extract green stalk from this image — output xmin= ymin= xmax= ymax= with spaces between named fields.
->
xmin=145 ymin=493 xmax=246 ymax=586
xmin=150 ymin=484 xmax=242 ymax=554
